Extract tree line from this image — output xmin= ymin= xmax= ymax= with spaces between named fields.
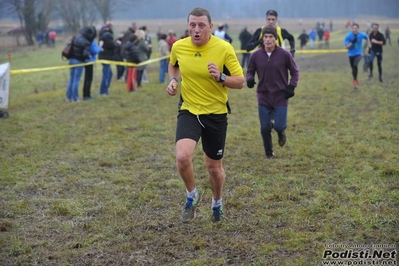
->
xmin=0 ymin=0 xmax=135 ymax=45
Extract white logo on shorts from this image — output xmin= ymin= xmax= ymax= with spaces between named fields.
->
xmin=217 ymin=149 xmax=223 ymax=156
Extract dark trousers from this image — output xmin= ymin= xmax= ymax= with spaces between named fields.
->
xmin=83 ymin=64 xmax=93 ymax=98
xmin=137 ymin=69 xmax=144 ymax=87
xmin=116 ymin=65 xmax=125 ymax=80
xmin=349 ymin=55 xmax=362 ymax=80
xmin=369 ymin=50 xmax=383 ymax=77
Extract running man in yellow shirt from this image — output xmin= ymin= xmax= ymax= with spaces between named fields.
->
xmin=166 ymin=7 xmax=244 ymax=223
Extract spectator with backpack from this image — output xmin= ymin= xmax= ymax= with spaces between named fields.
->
xmin=66 ymin=26 xmax=96 ymax=102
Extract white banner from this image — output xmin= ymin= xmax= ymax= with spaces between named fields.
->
xmin=0 ymin=62 xmax=10 ymax=109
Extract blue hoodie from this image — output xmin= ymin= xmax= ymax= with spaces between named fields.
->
xmin=344 ymin=31 xmax=368 ymax=57
xmin=85 ymin=40 xmax=102 ymax=62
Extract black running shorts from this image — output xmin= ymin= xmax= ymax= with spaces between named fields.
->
xmin=176 ymin=110 xmax=228 ymax=160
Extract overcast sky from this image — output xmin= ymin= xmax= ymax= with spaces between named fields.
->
xmin=115 ymin=0 xmax=399 ymax=19
xmin=0 ymin=0 xmax=397 ymax=22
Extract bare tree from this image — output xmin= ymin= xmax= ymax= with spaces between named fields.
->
xmin=0 ymin=0 xmax=55 ymax=45
xmin=3 ymin=0 xmax=35 ymax=45
xmin=55 ymin=0 xmax=98 ymax=33
xmin=35 ymin=0 xmax=55 ymax=32
xmin=90 ymin=0 xmax=116 ymax=25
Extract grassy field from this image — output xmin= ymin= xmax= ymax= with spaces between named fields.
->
xmin=1 ymin=18 xmax=399 ymax=265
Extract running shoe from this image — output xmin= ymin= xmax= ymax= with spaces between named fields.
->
xmin=278 ymin=132 xmax=286 ymax=147
xmin=180 ymin=195 xmax=201 ymax=223
xmin=353 ymin=80 xmax=358 ymax=89
xmin=211 ymin=205 xmax=224 ymax=223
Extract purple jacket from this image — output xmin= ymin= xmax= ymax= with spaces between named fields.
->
xmin=246 ymin=46 xmax=299 ymax=107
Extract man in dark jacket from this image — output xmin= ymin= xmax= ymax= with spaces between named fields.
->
xmin=98 ymin=23 xmax=121 ymax=95
xmin=246 ymin=10 xmax=295 ymax=57
xmin=246 ymin=25 xmax=299 ymax=159
xmin=238 ymin=27 xmax=252 ymax=68
xmin=66 ymin=26 xmax=96 ymax=102
xmin=121 ymin=23 xmax=137 ymax=58
xmin=368 ymin=23 xmax=386 ymax=82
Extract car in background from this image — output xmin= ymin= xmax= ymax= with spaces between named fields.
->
xmin=49 ymin=25 xmax=68 ymax=34
xmin=7 ymin=26 xmax=25 ymax=35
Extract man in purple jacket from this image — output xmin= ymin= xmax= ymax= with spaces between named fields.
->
xmin=246 ymin=25 xmax=299 ymax=159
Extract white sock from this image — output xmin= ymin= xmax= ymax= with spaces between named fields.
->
xmin=212 ymin=198 xmax=223 ymax=208
xmin=186 ymin=188 xmax=198 ymax=199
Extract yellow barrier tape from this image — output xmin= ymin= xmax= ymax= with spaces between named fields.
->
xmin=236 ymin=48 xmax=347 ymax=54
xmin=10 ymin=48 xmax=349 ymax=75
xmin=97 ymin=55 xmax=169 ymax=67
xmin=10 ymin=56 xmax=170 ymax=75
xmin=10 ymin=61 xmax=94 ymax=75
xmin=296 ymin=49 xmax=347 ymax=54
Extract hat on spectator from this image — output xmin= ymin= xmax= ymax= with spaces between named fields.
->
xmin=262 ymin=25 xmax=278 ymax=39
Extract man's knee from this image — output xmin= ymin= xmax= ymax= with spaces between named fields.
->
xmin=176 ymin=150 xmax=192 ymax=168
xmin=206 ymin=163 xmax=224 ymax=178
xmin=261 ymin=124 xmax=273 ymax=134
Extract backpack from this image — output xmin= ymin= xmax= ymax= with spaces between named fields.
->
xmin=62 ymin=35 xmax=75 ymax=60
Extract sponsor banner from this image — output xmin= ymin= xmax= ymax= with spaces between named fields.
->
xmin=0 ymin=62 xmax=10 ymax=109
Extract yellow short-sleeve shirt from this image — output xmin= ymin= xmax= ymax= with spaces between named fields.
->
xmin=169 ymin=35 xmax=243 ymax=115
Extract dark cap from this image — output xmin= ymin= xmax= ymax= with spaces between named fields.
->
xmin=266 ymin=10 xmax=278 ymax=17
xmin=262 ymin=25 xmax=278 ymax=39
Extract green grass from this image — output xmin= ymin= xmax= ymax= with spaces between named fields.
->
xmin=0 ymin=26 xmax=399 ymax=265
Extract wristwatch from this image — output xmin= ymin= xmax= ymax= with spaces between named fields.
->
xmin=218 ymin=73 xmax=226 ymax=83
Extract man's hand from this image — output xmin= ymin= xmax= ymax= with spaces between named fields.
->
xmin=207 ymin=62 xmax=221 ymax=82
xmin=166 ymin=78 xmax=178 ymax=96
xmin=290 ymin=48 xmax=295 ymax=57
xmin=351 ymin=36 xmax=357 ymax=44
xmin=246 ymin=78 xmax=256 ymax=88
xmin=285 ymin=84 xmax=296 ymax=99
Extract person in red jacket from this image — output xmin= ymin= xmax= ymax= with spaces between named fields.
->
xmin=166 ymin=30 xmax=177 ymax=51
xmin=323 ymin=29 xmax=330 ymax=49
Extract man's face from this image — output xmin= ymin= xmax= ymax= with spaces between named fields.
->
xmin=372 ymin=25 xmax=379 ymax=33
xmin=352 ymin=25 xmax=359 ymax=35
xmin=188 ymin=15 xmax=213 ymax=46
xmin=263 ymin=33 xmax=276 ymax=49
xmin=266 ymin=15 xmax=277 ymax=26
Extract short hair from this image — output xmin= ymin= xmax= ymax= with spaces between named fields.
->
xmin=372 ymin=23 xmax=379 ymax=28
xmin=187 ymin=7 xmax=212 ymax=24
xmin=352 ymin=23 xmax=359 ymax=28
xmin=266 ymin=10 xmax=278 ymax=17
xmin=160 ymin=33 xmax=167 ymax=40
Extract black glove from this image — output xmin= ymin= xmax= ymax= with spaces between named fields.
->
xmin=247 ymin=78 xmax=256 ymax=88
xmin=285 ymin=84 xmax=296 ymax=99
xmin=351 ymin=35 xmax=358 ymax=44
xmin=290 ymin=48 xmax=295 ymax=57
